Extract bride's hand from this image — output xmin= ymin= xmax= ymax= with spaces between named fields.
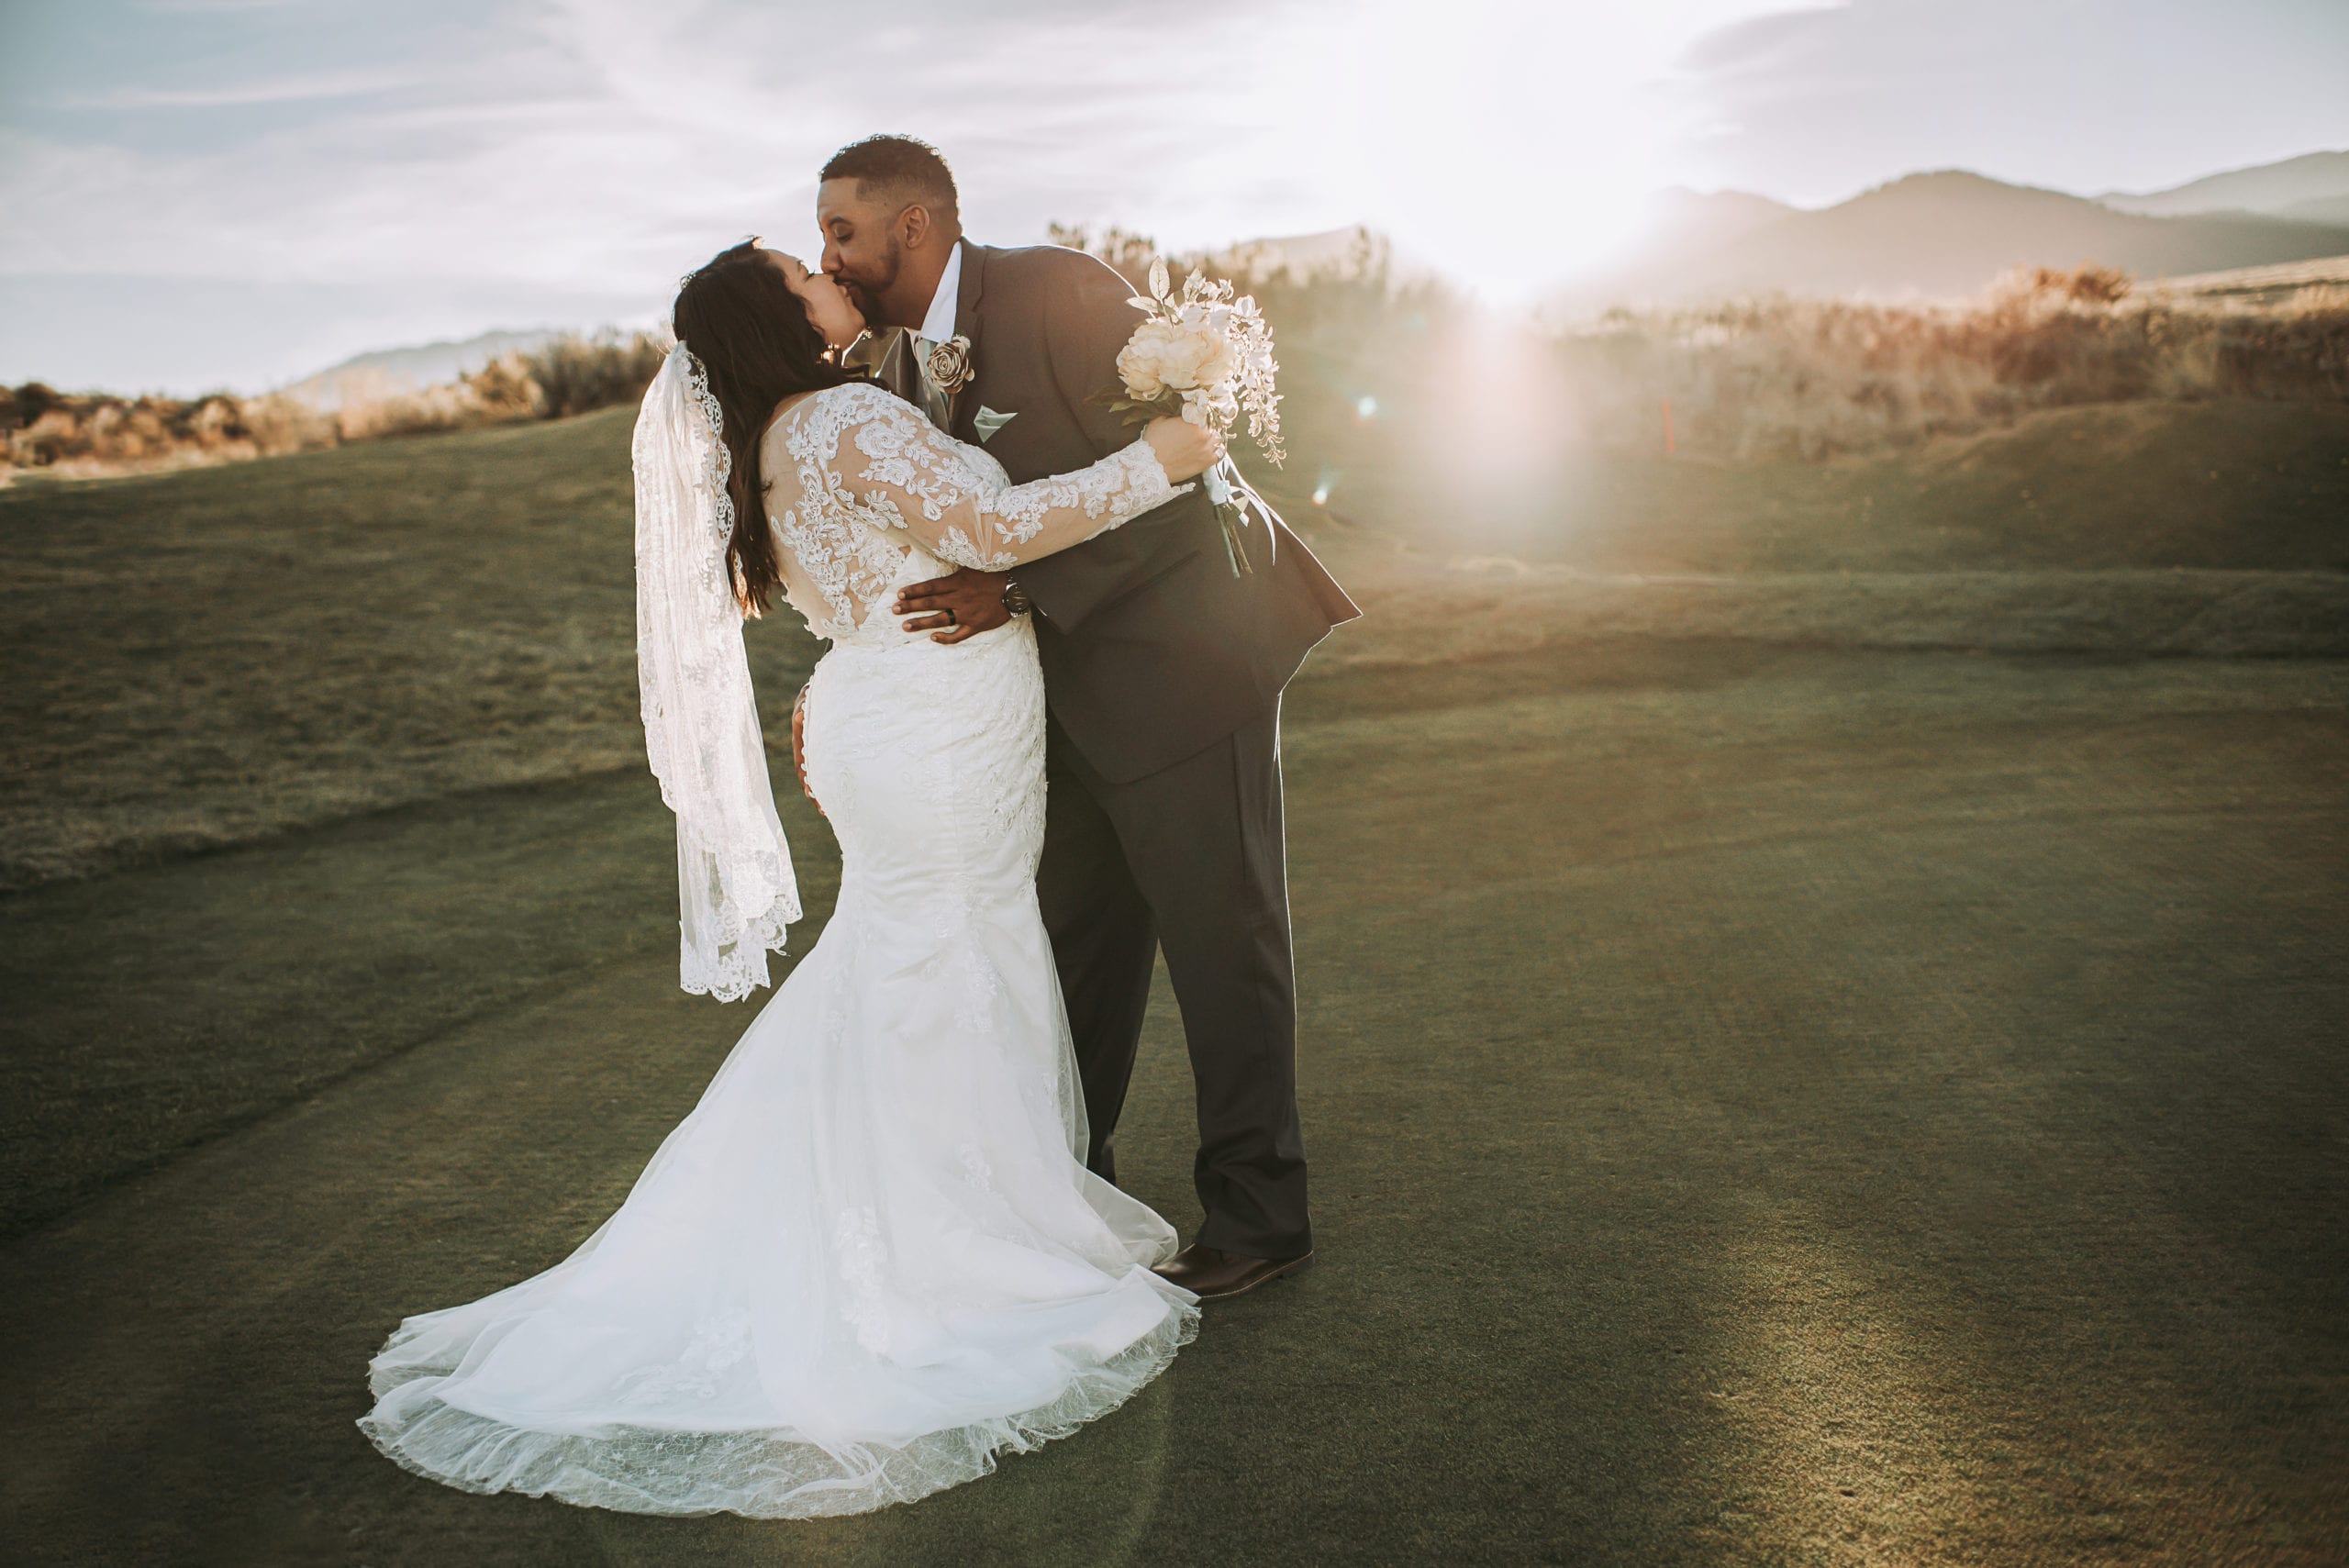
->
xmin=1143 ymin=416 xmax=1224 ymax=483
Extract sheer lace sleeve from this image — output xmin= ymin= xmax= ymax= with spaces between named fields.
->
xmin=826 ymin=383 xmax=1188 ymax=572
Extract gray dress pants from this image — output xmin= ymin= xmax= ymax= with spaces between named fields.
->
xmin=1036 ymin=704 xmax=1312 ymax=1260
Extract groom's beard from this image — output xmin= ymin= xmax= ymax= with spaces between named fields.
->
xmin=834 ymin=237 xmax=906 ymax=327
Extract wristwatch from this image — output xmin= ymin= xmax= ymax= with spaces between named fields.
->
xmin=1001 ymin=578 xmax=1033 ymax=617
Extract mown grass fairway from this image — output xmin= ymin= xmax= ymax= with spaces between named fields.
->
xmin=3 ymin=408 xmax=2344 ymax=1564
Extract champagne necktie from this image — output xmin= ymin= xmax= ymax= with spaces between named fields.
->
xmin=840 ymin=327 xmax=953 ymax=434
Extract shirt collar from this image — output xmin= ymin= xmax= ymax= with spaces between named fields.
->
xmin=916 ymin=240 xmax=963 ymax=343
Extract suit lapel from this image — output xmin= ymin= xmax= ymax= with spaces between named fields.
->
xmin=949 ymin=242 xmax=989 ymax=444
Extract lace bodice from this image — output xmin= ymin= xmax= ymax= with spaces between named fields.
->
xmin=758 ymin=382 xmax=1186 ymax=645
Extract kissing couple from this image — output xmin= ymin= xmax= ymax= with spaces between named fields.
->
xmin=360 ymin=134 xmax=1359 ymax=1518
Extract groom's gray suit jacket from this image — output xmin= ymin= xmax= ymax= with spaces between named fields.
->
xmin=945 ymin=241 xmax=1360 ymax=783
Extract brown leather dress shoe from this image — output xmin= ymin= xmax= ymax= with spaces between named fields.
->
xmin=1151 ymin=1243 xmax=1314 ymax=1301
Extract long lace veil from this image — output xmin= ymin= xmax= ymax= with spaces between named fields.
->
xmin=633 ymin=343 xmax=799 ymax=1001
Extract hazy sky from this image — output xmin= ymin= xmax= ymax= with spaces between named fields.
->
xmin=4 ymin=0 xmax=2343 ymax=393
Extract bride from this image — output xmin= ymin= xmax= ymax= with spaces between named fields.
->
xmin=359 ymin=239 xmax=1225 ymax=1518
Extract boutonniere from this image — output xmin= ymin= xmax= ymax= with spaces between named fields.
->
xmin=925 ymin=334 xmax=974 ymax=395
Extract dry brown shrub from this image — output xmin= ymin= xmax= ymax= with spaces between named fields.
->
xmin=1 ymin=330 xmax=669 ymax=483
xmin=496 ymin=331 xmax=668 ymax=419
xmin=2 ymin=384 xmax=338 ymax=479
xmin=1558 ymin=264 xmax=2349 ymax=460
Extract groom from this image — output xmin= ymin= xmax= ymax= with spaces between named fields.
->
xmin=811 ymin=136 xmax=1357 ymax=1299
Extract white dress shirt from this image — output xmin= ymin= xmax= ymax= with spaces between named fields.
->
xmin=916 ymin=240 xmax=964 ymax=344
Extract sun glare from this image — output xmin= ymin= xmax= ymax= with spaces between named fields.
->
xmin=1253 ymin=0 xmax=1812 ymax=301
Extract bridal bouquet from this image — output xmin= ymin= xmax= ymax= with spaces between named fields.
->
xmin=1103 ymin=258 xmax=1285 ymax=574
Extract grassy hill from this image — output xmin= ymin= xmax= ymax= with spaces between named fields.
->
xmin=1375 ymin=399 xmax=2349 ymax=573
xmin=6 ymin=398 xmax=2346 ymax=899
xmin=0 ymin=408 xmax=687 ymax=894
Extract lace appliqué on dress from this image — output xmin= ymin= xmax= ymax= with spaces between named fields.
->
xmin=763 ymin=383 xmax=1186 ymax=643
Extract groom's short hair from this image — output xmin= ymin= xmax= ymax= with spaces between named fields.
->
xmin=821 ymin=136 xmax=961 ymax=237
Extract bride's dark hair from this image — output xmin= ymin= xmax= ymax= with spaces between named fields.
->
xmin=673 ymin=239 xmax=848 ymax=614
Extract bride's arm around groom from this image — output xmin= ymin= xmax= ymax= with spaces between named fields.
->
xmin=896 ymin=236 xmax=1360 ymax=784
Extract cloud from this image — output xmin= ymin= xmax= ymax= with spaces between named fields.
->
xmin=57 ymin=68 xmax=423 ymax=110
xmin=135 ymin=0 xmax=315 ymax=12
xmin=2 ymin=0 xmax=1320 ymax=388
xmin=1 ymin=0 xmax=1300 ymax=295
xmin=1672 ymin=0 xmax=2349 ymax=204
xmin=1677 ymin=4 xmax=1851 ymax=74
xmin=6 ymin=0 xmax=2346 ymax=391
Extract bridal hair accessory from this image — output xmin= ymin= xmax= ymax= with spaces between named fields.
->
xmin=632 ymin=342 xmax=801 ymax=1000
xmin=1101 ymin=257 xmax=1285 ymax=575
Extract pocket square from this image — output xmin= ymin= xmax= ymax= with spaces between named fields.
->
xmin=974 ymin=406 xmax=1018 ymax=443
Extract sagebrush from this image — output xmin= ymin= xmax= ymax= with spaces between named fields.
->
xmin=3 ymin=331 xmax=670 ymax=482
xmin=1559 ymin=266 xmax=2349 ymax=460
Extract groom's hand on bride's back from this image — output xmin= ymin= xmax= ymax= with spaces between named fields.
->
xmin=895 ymin=568 xmax=1013 ymax=644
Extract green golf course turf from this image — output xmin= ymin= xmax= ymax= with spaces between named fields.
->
xmin=5 ymin=638 xmax=2344 ymax=1564
xmin=6 ymin=397 xmax=2346 ymax=1562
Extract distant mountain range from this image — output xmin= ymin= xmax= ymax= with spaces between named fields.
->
xmin=1556 ymin=151 xmax=2349 ymax=313
xmin=274 ymin=152 xmax=2349 ymax=393
xmin=2099 ymin=150 xmax=2349 ymax=227
xmin=280 ymin=328 xmax=561 ymax=409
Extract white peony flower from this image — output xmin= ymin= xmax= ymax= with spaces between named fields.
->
xmin=1116 ymin=319 xmax=1183 ymax=400
xmin=1119 ymin=320 xmax=1236 ymax=398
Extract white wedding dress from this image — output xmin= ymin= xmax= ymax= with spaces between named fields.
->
xmin=360 ymin=381 xmax=1201 ymax=1518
